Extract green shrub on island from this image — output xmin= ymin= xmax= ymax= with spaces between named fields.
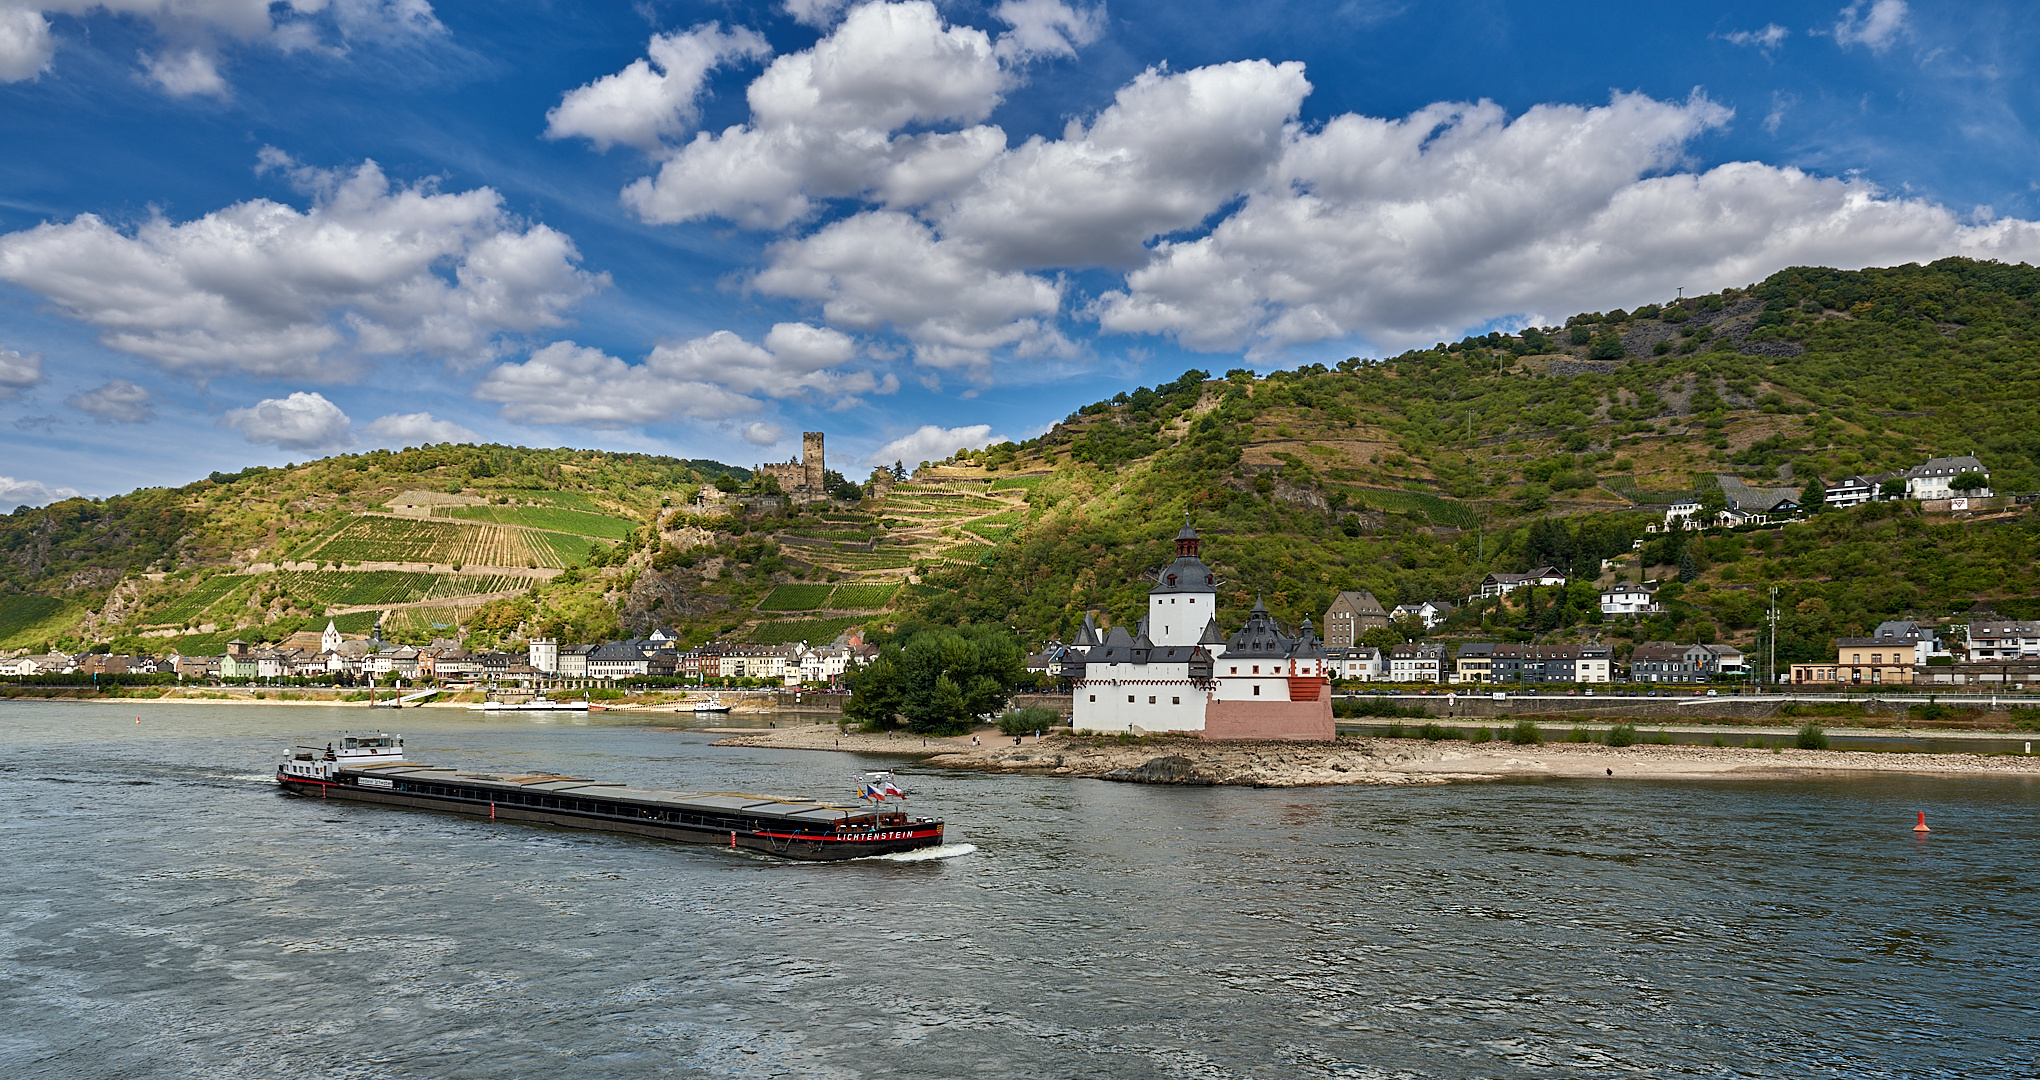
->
xmin=1382 ymin=721 xmax=1407 ymax=738
xmin=1334 ymin=697 xmax=1428 ymax=719
xmin=997 ymin=705 xmax=1061 ymax=736
xmin=1795 ymin=723 xmax=1831 ymax=750
xmin=1469 ymin=726 xmax=1494 ymax=743
xmin=1567 ymin=725 xmax=1593 ymax=743
xmin=1508 ymin=719 xmax=1543 ymax=745
xmin=1604 ymin=723 xmax=1639 ymax=747
xmin=843 ymin=624 xmax=1027 ymax=736
xmin=1419 ymin=722 xmax=1465 ymax=741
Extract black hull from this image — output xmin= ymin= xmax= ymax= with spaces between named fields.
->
xmin=277 ymin=776 xmax=943 ymax=861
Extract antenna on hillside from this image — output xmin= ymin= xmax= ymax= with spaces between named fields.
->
xmin=1676 ymin=287 xmax=1684 ymax=300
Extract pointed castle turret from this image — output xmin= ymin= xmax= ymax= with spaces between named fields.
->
xmin=1148 ymin=516 xmax=1218 ymax=647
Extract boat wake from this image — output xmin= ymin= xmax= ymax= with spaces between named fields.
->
xmin=860 ymin=843 xmax=977 ymax=862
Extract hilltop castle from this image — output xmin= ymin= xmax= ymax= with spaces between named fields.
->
xmin=1060 ymin=520 xmax=1333 ymax=740
xmin=755 ymin=432 xmax=828 ymax=503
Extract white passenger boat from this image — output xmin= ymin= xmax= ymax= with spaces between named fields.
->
xmin=468 ymin=696 xmax=590 ymax=712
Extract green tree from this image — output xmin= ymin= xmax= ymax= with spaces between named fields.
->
xmin=1879 ymin=478 xmax=1907 ymax=499
xmin=1697 ymin=484 xmax=1729 ymax=518
xmin=1359 ymin=626 xmax=1405 ymax=652
xmin=842 ymin=625 xmax=1027 ymax=735
xmin=1801 ymin=480 xmax=1827 ymax=512
xmin=1950 ymin=471 xmax=1989 ymax=493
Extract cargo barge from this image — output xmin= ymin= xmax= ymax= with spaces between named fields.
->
xmin=276 ymin=734 xmax=944 ymax=860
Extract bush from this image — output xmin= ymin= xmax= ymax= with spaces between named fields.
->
xmin=1382 ymin=721 xmax=1407 ymax=738
xmin=1508 ymin=719 xmax=1543 ymax=745
xmin=1567 ymin=725 xmax=1593 ymax=743
xmin=1604 ymin=722 xmax=1638 ymax=747
xmin=997 ymin=705 xmax=1061 ymax=737
xmin=1335 ymin=697 xmax=1427 ymax=719
xmin=1795 ymin=723 xmax=1830 ymax=750
xmin=1469 ymin=726 xmax=1493 ymax=743
xmin=1419 ymin=722 xmax=1464 ymax=741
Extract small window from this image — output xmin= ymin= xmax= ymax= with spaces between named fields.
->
xmin=1148 ymin=696 xmax=1156 ymax=704
xmin=1128 ymin=695 xmax=1136 ymax=703
xmin=1253 ymin=665 xmax=1260 ymax=674
xmin=1172 ymin=696 xmax=1180 ymax=705
xmin=1088 ymin=694 xmax=1095 ymax=702
xmin=1253 ymin=685 xmax=1260 ymax=696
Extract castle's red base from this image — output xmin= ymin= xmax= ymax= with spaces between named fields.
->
xmin=1200 ymin=697 xmax=1335 ymax=741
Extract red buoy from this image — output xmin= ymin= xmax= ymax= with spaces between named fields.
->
xmin=1913 ymin=811 xmax=1930 ymax=833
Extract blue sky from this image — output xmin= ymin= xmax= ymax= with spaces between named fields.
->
xmin=2 ymin=0 xmax=2037 ymax=506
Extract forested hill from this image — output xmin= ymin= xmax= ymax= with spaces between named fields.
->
xmin=4 ymin=257 xmax=2040 ymax=666
xmin=904 ymin=257 xmax=2040 ymax=662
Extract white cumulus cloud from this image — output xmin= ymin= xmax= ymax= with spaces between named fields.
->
xmin=0 ymin=475 xmax=82 ymax=510
xmin=67 ymin=379 xmax=155 ymax=423
xmin=0 ymin=345 xmax=43 ymax=398
xmin=1095 ymin=91 xmax=2040 ymax=355
xmin=0 ymin=157 xmax=602 ymax=379
xmin=220 ymin=391 xmax=353 ymax=450
xmin=741 ymin=420 xmax=786 ymax=445
xmin=1834 ymin=0 xmax=1908 ymax=53
xmin=360 ymin=411 xmax=479 ymax=445
xmin=545 ymin=23 xmax=770 ymax=153
xmin=867 ymin=423 xmax=1003 ymax=467
xmin=0 ymin=7 xmax=54 ymax=81
xmin=473 ymin=340 xmax=763 ymax=427
xmin=6 ymin=1 xmax=444 ymax=90
xmin=619 ymin=1 xmax=1098 ymax=228
xmin=475 ymin=321 xmax=891 ymax=427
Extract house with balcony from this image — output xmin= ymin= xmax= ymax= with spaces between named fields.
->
xmin=1599 ymin=580 xmax=1660 ymax=616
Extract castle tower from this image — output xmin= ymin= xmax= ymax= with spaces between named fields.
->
xmin=802 ymin=432 xmax=825 ymax=491
xmin=1147 ymin=518 xmax=1217 ymax=647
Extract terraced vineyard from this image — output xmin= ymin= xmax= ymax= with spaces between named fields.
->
xmin=268 ymin=570 xmax=531 ymax=608
xmin=744 ymin=616 xmax=868 ymax=645
xmin=756 ymin=582 xmax=901 ymax=612
xmin=0 ymin=595 xmax=74 ymax=648
xmin=438 ymin=505 xmax=639 ymax=540
xmin=150 ymin=575 xmax=246 ymax=624
xmin=487 ymin=489 xmax=614 ymax=514
xmin=304 ymin=516 xmax=604 ymax=569
xmin=825 ymin=583 xmax=898 ymax=608
xmin=759 ymin=584 xmax=834 ymax=611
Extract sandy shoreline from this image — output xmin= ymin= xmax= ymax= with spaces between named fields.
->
xmin=708 ymin=725 xmax=2040 ymax=786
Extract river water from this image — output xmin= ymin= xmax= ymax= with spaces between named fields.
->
xmin=3 ymin=702 xmax=2036 ymax=1079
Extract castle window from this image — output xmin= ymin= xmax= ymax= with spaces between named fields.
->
xmin=1253 ymin=685 xmax=1260 ymax=696
xmin=1148 ymin=696 xmax=1156 ymax=704
xmin=1128 ymin=695 xmax=1135 ymax=703
xmin=1253 ymin=665 xmax=1260 ymax=674
xmin=1172 ymin=696 xmax=1180 ymax=705
xmin=1088 ymin=694 xmax=1095 ymax=701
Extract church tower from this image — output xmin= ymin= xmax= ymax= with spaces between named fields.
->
xmin=1147 ymin=518 xmax=1218 ymax=647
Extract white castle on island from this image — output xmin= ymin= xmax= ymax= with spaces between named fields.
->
xmin=1060 ymin=520 xmax=1333 ymax=740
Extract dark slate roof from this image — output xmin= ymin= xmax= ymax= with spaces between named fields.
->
xmin=1073 ymin=614 xmax=1102 ymax=647
xmin=1224 ymin=599 xmax=1295 ymax=659
xmin=1198 ymin=617 xmax=1225 ymax=645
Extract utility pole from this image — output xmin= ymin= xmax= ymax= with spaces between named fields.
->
xmin=1768 ymin=585 xmax=1779 ymax=690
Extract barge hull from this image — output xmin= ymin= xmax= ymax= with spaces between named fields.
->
xmin=277 ymin=775 xmax=942 ymax=860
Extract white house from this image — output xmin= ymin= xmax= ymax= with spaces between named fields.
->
xmin=1388 ymin=642 xmax=1446 ymax=682
xmin=1326 ymin=646 xmax=1384 ymax=681
xmin=1965 ymin=619 xmax=2040 ymax=660
xmin=1600 ymin=580 xmax=1661 ymax=616
xmin=1391 ymin=600 xmax=1456 ymax=629
xmin=1477 ymin=568 xmax=1565 ymax=599
xmin=1906 ymin=455 xmax=1991 ymax=499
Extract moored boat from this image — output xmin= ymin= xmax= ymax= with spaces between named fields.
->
xmin=275 ymin=738 xmax=944 ymax=860
xmin=467 ymin=696 xmax=590 ymax=712
xmin=688 ymin=695 xmax=732 ymax=714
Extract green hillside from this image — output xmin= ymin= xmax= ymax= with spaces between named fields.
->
xmin=5 ymin=258 xmax=2039 ymax=666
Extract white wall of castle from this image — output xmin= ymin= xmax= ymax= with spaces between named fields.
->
xmin=1212 ymin=656 xmax=1321 ymax=701
xmin=1147 ymin=590 xmax=1219 ymax=649
xmin=1071 ymin=658 xmax=1207 ymax=732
